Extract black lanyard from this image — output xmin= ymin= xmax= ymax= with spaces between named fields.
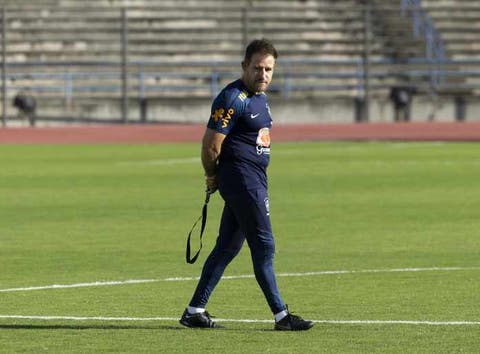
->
xmin=186 ymin=191 xmax=211 ymax=264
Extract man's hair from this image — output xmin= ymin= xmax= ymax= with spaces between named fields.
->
xmin=243 ymin=38 xmax=278 ymax=64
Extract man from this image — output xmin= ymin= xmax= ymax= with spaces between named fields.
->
xmin=389 ymin=85 xmax=416 ymax=122
xmin=180 ymin=39 xmax=314 ymax=331
xmin=13 ymin=91 xmax=37 ymax=127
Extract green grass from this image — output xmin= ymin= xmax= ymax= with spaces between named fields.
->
xmin=0 ymin=142 xmax=479 ymax=353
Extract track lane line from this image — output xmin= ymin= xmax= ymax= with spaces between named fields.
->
xmin=1 ymin=266 xmax=479 ymax=293
xmin=0 ymin=315 xmax=479 ymax=326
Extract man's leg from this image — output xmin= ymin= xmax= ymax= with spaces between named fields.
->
xmin=226 ymin=189 xmax=286 ymax=315
xmin=188 ymin=203 xmax=245 ymax=309
xmin=180 ymin=203 xmax=245 ymax=328
xmin=228 ymin=188 xmax=314 ymax=330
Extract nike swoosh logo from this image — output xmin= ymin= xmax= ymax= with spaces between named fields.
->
xmin=250 ymin=113 xmax=260 ymax=119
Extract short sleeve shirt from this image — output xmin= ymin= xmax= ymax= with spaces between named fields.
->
xmin=207 ymin=79 xmax=273 ymax=191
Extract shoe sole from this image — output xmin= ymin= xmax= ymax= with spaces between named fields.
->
xmin=274 ymin=323 xmax=314 ymax=331
xmin=179 ymin=319 xmax=223 ymax=329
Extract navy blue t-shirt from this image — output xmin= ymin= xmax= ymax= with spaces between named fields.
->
xmin=207 ymin=79 xmax=273 ymax=192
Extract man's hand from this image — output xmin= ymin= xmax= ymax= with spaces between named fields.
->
xmin=205 ymin=175 xmax=218 ymax=194
xmin=201 ymin=128 xmax=225 ymax=195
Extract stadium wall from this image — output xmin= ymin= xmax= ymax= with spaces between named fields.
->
xmin=28 ymin=96 xmax=478 ymax=125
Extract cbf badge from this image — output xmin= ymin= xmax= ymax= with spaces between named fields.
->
xmin=264 ymin=197 xmax=270 ymax=216
xmin=256 ymin=128 xmax=271 ymax=155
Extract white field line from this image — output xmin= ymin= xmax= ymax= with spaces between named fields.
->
xmin=1 ymin=266 xmax=479 ymax=293
xmin=116 ymin=157 xmax=199 ymax=166
xmin=163 ymin=266 xmax=480 ymax=282
xmin=387 ymin=142 xmax=446 ymax=149
xmin=0 ymin=315 xmax=479 ymax=326
xmin=0 ymin=279 xmax=158 ymax=293
xmin=115 ymin=149 xmax=316 ymax=166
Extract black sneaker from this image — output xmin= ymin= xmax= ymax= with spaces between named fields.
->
xmin=274 ymin=311 xmax=314 ymax=331
xmin=179 ymin=309 xmax=220 ymax=328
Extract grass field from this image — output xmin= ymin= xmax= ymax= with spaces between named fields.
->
xmin=0 ymin=141 xmax=479 ymax=353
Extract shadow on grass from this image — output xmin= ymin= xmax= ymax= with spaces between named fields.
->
xmin=0 ymin=324 xmax=184 ymax=330
xmin=0 ymin=323 xmax=280 ymax=332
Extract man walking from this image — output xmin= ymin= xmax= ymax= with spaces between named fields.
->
xmin=180 ymin=39 xmax=314 ymax=331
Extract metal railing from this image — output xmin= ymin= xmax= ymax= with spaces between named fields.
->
xmin=7 ymin=57 xmax=479 ymax=98
xmin=401 ymin=0 xmax=446 ymax=88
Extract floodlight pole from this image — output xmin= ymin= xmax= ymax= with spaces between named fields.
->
xmin=362 ymin=0 xmax=371 ymax=122
xmin=242 ymin=5 xmax=249 ymax=52
xmin=121 ymin=7 xmax=128 ymax=124
xmin=1 ymin=7 xmax=7 ymax=127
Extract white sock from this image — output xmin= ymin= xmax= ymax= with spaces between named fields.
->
xmin=274 ymin=310 xmax=289 ymax=322
xmin=187 ymin=306 xmax=205 ymax=315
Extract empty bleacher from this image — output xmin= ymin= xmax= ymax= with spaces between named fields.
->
xmin=3 ymin=0 xmax=480 ymax=60
xmin=415 ymin=0 xmax=480 ymax=95
xmin=2 ymin=1 xmax=391 ymax=62
xmin=2 ymin=0 xmax=391 ymax=109
xmin=422 ymin=0 xmax=480 ymax=58
xmin=0 ymin=0 xmax=479 ymax=123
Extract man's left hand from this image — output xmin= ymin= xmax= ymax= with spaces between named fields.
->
xmin=205 ymin=175 xmax=218 ymax=194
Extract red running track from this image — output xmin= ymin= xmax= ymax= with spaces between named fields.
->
xmin=0 ymin=122 xmax=480 ymax=144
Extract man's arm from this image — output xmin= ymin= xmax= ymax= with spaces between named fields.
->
xmin=201 ymin=128 xmax=226 ymax=193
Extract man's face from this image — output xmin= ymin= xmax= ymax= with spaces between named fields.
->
xmin=241 ymin=53 xmax=275 ymax=94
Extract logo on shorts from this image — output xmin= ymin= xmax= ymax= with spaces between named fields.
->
xmin=256 ymin=127 xmax=271 ymax=155
xmin=264 ymin=197 xmax=270 ymax=216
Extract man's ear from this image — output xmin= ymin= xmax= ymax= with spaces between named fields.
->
xmin=241 ymin=60 xmax=247 ymax=70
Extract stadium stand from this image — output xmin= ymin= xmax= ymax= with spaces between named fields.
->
xmin=420 ymin=0 xmax=480 ymax=97
xmin=424 ymin=1 xmax=480 ymax=58
xmin=3 ymin=1 xmax=389 ymax=61
xmin=0 ymin=0 xmax=479 ymax=123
